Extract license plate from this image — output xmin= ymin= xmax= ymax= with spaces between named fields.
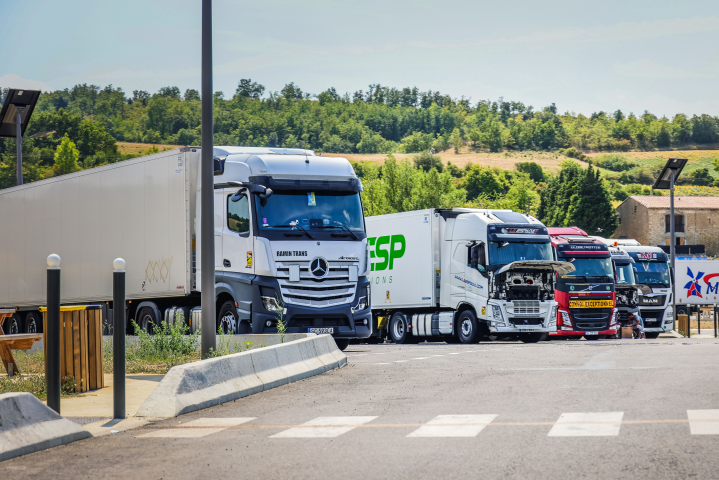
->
xmin=584 ymin=331 xmax=598 ymax=335
xmin=308 ymin=327 xmax=335 ymax=334
xmin=569 ymin=300 xmax=613 ymax=309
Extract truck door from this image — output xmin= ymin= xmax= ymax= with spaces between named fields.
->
xmin=450 ymin=242 xmax=468 ymax=303
xmin=222 ymin=190 xmax=254 ymax=274
xmin=215 ymin=192 xmax=224 ymax=270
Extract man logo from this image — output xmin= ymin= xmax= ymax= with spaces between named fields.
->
xmin=310 ymin=257 xmax=329 ymax=279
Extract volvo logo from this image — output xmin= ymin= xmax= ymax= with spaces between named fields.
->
xmin=310 ymin=257 xmax=329 ymax=279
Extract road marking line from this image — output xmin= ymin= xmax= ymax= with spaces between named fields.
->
xmin=548 ymin=412 xmax=624 ymax=437
xmin=407 ymin=415 xmax=498 ymax=438
xmin=431 ymin=355 xmax=445 ymax=357
xmin=270 ymin=416 xmax=378 ymax=438
xmin=375 ymin=363 xmax=390 ymax=365
xmin=414 ymin=357 xmax=429 ymax=360
xmin=138 ymin=417 xmax=255 ymax=438
xmin=688 ymin=410 xmax=719 ymax=434
xmin=395 ymin=360 xmax=407 ymax=363
xmin=448 ymin=353 xmax=461 ymax=355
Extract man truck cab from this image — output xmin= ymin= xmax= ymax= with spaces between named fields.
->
xmin=619 ymin=246 xmax=673 ymax=338
xmin=548 ymin=227 xmax=618 ymax=339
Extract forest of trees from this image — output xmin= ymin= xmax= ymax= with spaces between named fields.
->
xmin=1 ymin=79 xmax=718 ymax=235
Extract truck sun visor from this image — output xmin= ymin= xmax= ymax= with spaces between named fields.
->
xmin=249 ymin=175 xmax=363 ymax=192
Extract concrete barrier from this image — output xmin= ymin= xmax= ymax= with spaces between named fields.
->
xmin=0 ymin=392 xmax=92 ymax=462
xmin=136 ymin=334 xmax=346 ymax=418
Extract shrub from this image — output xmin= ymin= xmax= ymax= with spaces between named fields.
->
xmin=591 ymin=153 xmax=636 ymax=172
xmin=515 ymin=162 xmax=544 ymax=182
xmin=413 ymin=152 xmax=443 ymax=173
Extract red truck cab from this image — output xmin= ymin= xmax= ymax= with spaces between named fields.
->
xmin=548 ymin=227 xmax=618 ymax=339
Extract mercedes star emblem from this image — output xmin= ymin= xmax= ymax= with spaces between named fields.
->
xmin=310 ymin=257 xmax=329 ymax=278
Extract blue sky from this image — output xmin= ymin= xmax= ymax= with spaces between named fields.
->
xmin=2 ymin=0 xmax=719 ymax=116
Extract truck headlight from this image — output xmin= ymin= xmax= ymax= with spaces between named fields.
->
xmin=560 ymin=310 xmax=572 ymax=327
xmin=492 ymin=305 xmax=505 ymax=326
xmin=549 ymin=305 xmax=557 ymax=326
xmin=610 ymin=310 xmax=618 ymax=326
xmin=352 ymin=296 xmax=368 ymax=313
xmin=262 ymin=296 xmax=282 ymax=312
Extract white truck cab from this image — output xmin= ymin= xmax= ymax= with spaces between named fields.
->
xmin=366 ymin=208 xmax=572 ymax=344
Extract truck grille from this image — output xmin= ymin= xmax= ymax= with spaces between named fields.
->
xmin=277 ymin=260 xmax=358 ymax=308
xmin=572 ymin=308 xmax=611 ymax=331
xmin=576 ymin=322 xmax=608 ymax=331
xmin=292 ymin=316 xmax=350 ymax=328
xmin=508 ymin=301 xmax=541 ymax=316
xmin=640 ymin=310 xmax=663 ymax=327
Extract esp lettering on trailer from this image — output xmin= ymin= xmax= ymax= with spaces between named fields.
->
xmin=367 ymin=235 xmax=406 ymax=271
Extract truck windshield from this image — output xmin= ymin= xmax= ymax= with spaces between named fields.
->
xmin=634 ymin=261 xmax=671 ymax=287
xmin=563 ymin=257 xmax=613 ymax=280
xmin=615 ymin=264 xmax=636 ymax=285
xmin=255 ymin=190 xmax=365 ymax=232
xmin=488 ymin=241 xmax=553 ymax=266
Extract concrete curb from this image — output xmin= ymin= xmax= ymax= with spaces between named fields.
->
xmin=0 ymin=392 xmax=92 ymax=462
xmin=136 ymin=334 xmax=346 ymax=418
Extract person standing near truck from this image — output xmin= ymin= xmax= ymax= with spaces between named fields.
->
xmin=627 ymin=312 xmax=646 ymax=339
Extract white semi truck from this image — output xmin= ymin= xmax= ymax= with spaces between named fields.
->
xmin=0 ymin=146 xmax=371 ymax=350
xmin=619 ymin=246 xmax=673 ymax=337
xmin=365 ymin=208 xmax=573 ymax=344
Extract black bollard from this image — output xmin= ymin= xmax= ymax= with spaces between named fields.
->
xmin=113 ymin=258 xmax=126 ymax=419
xmin=46 ymin=254 xmax=61 ymax=414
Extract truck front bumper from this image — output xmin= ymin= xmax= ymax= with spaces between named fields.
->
xmin=488 ymin=325 xmax=556 ymax=333
xmin=251 ymin=276 xmax=371 ymax=339
xmin=549 ymin=326 xmax=617 ymax=336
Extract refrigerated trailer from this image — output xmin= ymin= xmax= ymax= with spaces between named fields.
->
xmin=0 ymin=146 xmax=371 ymax=349
xmin=366 ymin=208 xmax=573 ymax=344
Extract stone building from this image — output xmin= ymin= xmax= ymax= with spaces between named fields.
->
xmin=613 ymin=196 xmax=719 ymax=255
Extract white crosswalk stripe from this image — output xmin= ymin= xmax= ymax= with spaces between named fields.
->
xmin=548 ymin=412 xmax=624 ymax=437
xmin=138 ymin=417 xmax=256 ymax=438
xmin=687 ymin=410 xmax=719 ymax=434
xmin=270 ymin=416 xmax=378 ymax=438
xmin=407 ymin=415 xmax=498 ymax=438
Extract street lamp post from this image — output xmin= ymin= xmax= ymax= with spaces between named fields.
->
xmin=200 ymin=0 xmax=216 ymax=358
xmin=653 ymin=158 xmax=687 ymax=332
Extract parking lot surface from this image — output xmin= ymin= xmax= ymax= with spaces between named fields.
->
xmin=3 ymin=338 xmax=719 ymax=479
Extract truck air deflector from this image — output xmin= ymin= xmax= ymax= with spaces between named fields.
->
xmin=495 ymin=261 xmax=576 ymax=276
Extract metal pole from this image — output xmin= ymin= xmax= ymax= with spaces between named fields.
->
xmin=200 ymin=0 xmax=216 ymax=358
xmin=698 ymin=305 xmax=701 ymax=335
xmin=670 ymin=171 xmax=677 ymax=334
xmin=113 ymin=258 xmax=126 ymax=419
xmin=46 ymin=254 xmax=61 ymax=414
xmin=16 ymin=109 xmax=24 ymax=186
xmin=714 ymin=304 xmax=717 ymax=338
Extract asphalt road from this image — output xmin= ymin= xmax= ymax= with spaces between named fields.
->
xmin=4 ymin=337 xmax=719 ymax=479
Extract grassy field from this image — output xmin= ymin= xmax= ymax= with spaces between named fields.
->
xmin=117 ymin=141 xmax=179 ymax=154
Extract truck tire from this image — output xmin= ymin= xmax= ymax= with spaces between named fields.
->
xmin=24 ymin=311 xmax=41 ymax=333
xmin=217 ymin=301 xmax=237 ymax=334
xmin=457 ymin=311 xmax=480 ymax=344
xmin=137 ymin=307 xmax=159 ymax=334
xmin=520 ymin=333 xmax=543 ymax=343
xmin=334 ymin=339 xmax=350 ymax=351
xmin=6 ymin=313 xmax=21 ymax=334
xmin=389 ymin=312 xmax=414 ymax=344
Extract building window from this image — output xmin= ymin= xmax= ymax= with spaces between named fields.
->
xmin=665 ymin=214 xmax=684 ymax=233
xmin=665 ymin=237 xmax=686 ymax=246
xmin=618 ymin=217 xmax=622 ymax=225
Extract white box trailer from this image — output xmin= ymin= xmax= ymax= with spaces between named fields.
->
xmin=366 ymin=208 xmax=571 ymax=344
xmin=0 ymin=146 xmax=371 ymax=350
xmin=0 ymin=148 xmax=193 ymax=307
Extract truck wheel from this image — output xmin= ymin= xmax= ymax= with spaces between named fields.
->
xmin=6 ymin=313 xmax=21 ymax=334
xmin=389 ymin=312 xmax=414 ymax=344
xmin=520 ymin=333 xmax=543 ymax=343
xmin=334 ymin=339 xmax=350 ymax=351
xmin=457 ymin=311 xmax=480 ymax=344
xmin=217 ymin=301 xmax=237 ymax=334
xmin=645 ymin=332 xmax=660 ymax=339
xmin=137 ymin=307 xmax=159 ymax=334
xmin=24 ymin=311 xmax=41 ymax=333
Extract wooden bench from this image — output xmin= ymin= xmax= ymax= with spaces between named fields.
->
xmin=0 ymin=310 xmax=43 ymax=376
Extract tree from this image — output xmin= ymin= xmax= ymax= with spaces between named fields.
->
xmin=413 ymin=152 xmax=443 ymax=172
xmin=515 ymin=162 xmax=544 ymax=182
xmin=235 ymin=79 xmax=265 ymax=99
xmin=464 ymin=164 xmax=504 ymax=200
xmin=570 ymin=165 xmax=618 ymax=236
xmin=157 ymin=86 xmax=181 ymax=99
xmin=184 ymin=89 xmax=201 ymax=102
xmin=54 ymin=134 xmax=81 ymax=175
xmin=281 ymin=82 xmax=304 ymax=100
xmin=449 ymin=128 xmax=463 ymax=153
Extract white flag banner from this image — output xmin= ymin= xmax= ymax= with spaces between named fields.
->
xmin=675 ymin=259 xmax=719 ymax=305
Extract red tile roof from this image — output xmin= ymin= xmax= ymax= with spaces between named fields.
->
xmin=625 ymin=196 xmax=719 ymax=210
